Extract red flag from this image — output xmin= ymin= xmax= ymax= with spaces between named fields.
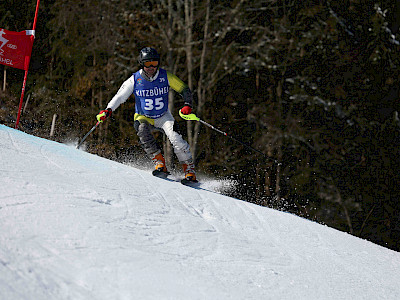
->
xmin=0 ymin=28 xmax=34 ymax=71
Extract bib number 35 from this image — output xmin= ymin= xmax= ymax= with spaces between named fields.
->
xmin=144 ymin=97 xmax=164 ymax=111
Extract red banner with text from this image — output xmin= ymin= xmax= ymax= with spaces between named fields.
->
xmin=0 ymin=28 xmax=34 ymax=71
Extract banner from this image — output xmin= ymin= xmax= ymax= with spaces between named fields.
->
xmin=0 ymin=28 xmax=34 ymax=71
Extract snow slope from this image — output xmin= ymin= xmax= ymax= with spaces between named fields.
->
xmin=1 ymin=124 xmax=400 ymax=300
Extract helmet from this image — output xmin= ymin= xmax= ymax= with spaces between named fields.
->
xmin=138 ymin=47 xmax=160 ymax=67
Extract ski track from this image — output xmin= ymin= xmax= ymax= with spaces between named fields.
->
xmin=136 ymin=173 xmax=293 ymax=296
xmin=121 ymin=171 xmax=277 ymax=297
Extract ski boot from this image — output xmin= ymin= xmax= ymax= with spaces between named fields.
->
xmin=182 ymin=160 xmax=197 ymax=182
xmin=151 ymin=152 xmax=169 ymax=177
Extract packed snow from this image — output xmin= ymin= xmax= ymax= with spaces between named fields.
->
xmin=1 ymin=124 xmax=400 ymax=300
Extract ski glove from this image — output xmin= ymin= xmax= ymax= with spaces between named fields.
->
xmin=180 ymin=105 xmax=192 ymax=115
xmin=96 ymin=108 xmax=112 ymax=122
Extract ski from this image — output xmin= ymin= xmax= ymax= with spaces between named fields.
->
xmin=181 ymin=178 xmax=200 ymax=188
xmin=152 ymin=170 xmax=200 ymax=187
xmin=152 ymin=169 xmax=170 ymax=178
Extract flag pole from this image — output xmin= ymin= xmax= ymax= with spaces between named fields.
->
xmin=15 ymin=0 xmax=40 ymax=129
xmin=15 ymin=71 xmax=29 ymax=128
xmin=32 ymin=0 xmax=40 ymax=31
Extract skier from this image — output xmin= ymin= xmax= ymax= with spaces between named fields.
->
xmin=96 ymin=47 xmax=197 ymax=182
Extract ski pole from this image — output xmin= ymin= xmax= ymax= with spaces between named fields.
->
xmin=76 ymin=121 xmax=100 ymax=149
xmin=179 ymin=110 xmax=278 ymax=163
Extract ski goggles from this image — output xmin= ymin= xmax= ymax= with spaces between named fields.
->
xmin=143 ymin=61 xmax=159 ymax=68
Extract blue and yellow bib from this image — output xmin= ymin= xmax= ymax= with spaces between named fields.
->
xmin=133 ymin=68 xmax=169 ymax=119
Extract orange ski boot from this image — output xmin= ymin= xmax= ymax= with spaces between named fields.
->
xmin=151 ymin=152 xmax=168 ymax=177
xmin=182 ymin=161 xmax=197 ymax=182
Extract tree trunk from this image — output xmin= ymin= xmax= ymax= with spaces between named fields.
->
xmin=184 ymin=0 xmax=195 ymax=158
xmin=192 ymin=0 xmax=210 ymax=161
xmin=3 ymin=67 xmax=6 ymax=91
xmin=50 ymin=114 xmax=57 ymax=138
xmin=164 ymin=0 xmax=177 ymax=166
